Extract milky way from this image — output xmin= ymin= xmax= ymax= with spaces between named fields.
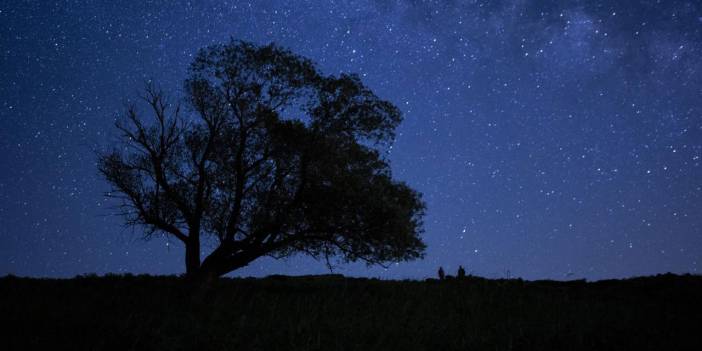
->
xmin=1 ymin=1 xmax=701 ymax=280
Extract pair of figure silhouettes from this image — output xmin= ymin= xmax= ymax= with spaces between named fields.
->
xmin=438 ymin=265 xmax=465 ymax=280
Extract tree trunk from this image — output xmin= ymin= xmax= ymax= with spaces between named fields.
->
xmin=185 ymin=237 xmax=201 ymax=278
xmin=188 ymin=251 xmax=222 ymax=301
xmin=200 ymin=243 xmax=260 ymax=278
xmin=184 ymin=236 xmax=218 ymax=301
xmin=187 ymin=245 xmax=265 ymax=301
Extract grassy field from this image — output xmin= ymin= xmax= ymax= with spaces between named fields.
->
xmin=1 ymin=273 xmax=701 ymax=350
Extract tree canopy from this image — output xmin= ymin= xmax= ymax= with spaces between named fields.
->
xmin=98 ymin=40 xmax=426 ymax=280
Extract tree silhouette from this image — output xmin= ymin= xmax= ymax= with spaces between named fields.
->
xmin=98 ymin=40 xmax=426 ymax=281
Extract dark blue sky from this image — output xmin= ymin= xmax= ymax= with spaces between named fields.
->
xmin=1 ymin=0 xmax=701 ymax=280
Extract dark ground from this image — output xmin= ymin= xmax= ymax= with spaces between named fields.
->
xmin=1 ymin=273 xmax=701 ymax=350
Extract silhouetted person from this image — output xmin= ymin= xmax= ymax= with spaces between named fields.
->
xmin=457 ymin=265 xmax=466 ymax=279
xmin=438 ymin=266 xmax=445 ymax=280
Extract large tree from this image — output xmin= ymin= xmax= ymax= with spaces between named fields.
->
xmin=99 ymin=40 xmax=426 ymax=281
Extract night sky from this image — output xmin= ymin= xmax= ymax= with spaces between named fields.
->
xmin=2 ymin=0 xmax=701 ymax=280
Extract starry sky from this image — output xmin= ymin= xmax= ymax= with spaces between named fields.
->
xmin=1 ymin=0 xmax=701 ymax=280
